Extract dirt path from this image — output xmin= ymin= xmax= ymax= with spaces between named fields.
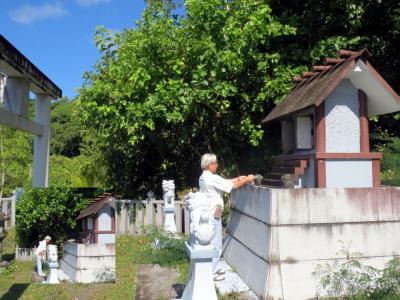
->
xmin=135 ymin=264 xmax=184 ymax=300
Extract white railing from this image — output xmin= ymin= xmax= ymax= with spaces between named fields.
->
xmin=15 ymin=246 xmax=37 ymax=261
xmin=116 ymin=199 xmax=189 ymax=235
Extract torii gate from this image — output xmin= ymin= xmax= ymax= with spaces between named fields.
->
xmin=0 ymin=35 xmax=61 ymax=187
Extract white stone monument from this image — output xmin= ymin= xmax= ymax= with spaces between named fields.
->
xmin=162 ymin=180 xmax=177 ymax=233
xmin=45 ymin=245 xmax=60 ymax=284
xmin=178 ymin=192 xmax=218 ymax=300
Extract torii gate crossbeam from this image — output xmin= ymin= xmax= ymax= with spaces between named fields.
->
xmin=0 ymin=34 xmax=62 ymax=187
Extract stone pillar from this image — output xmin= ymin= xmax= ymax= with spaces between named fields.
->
xmin=2 ymin=77 xmax=30 ymax=117
xmin=179 ymin=243 xmax=219 ymax=300
xmin=179 ymin=192 xmax=218 ymax=300
xmin=46 ymin=245 xmax=59 ymax=284
xmin=11 ymin=194 xmax=15 ymax=226
xmin=33 ymin=94 xmax=51 ymax=187
xmin=162 ymin=180 xmax=177 ymax=233
xmin=358 ymin=89 xmax=370 ymax=152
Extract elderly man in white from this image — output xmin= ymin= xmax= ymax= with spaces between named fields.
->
xmin=199 ymin=153 xmax=254 ymax=281
xmin=35 ymin=235 xmax=51 ymax=276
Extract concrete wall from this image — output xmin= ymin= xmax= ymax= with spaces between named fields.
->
xmin=325 ymin=79 xmax=360 ymax=152
xmin=326 ymin=159 xmax=373 ymax=188
xmin=223 ymin=185 xmax=400 ymax=300
xmin=60 ymin=241 xmax=115 ymax=283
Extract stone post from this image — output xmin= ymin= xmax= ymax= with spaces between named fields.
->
xmin=178 ymin=192 xmax=218 ymax=300
xmin=162 ymin=180 xmax=177 ymax=233
xmin=11 ymin=193 xmax=16 ymax=226
xmin=33 ymin=94 xmax=51 ymax=187
xmin=45 ymin=245 xmax=59 ymax=284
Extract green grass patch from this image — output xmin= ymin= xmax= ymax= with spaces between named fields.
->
xmin=1 ymin=227 xmax=209 ymax=299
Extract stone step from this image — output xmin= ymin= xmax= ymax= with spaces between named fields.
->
xmin=271 ymin=166 xmax=305 ymax=175
xmin=261 ymin=178 xmax=285 ymax=188
xmin=275 ymin=159 xmax=308 ymax=168
xmin=263 ymin=173 xmax=299 ymax=181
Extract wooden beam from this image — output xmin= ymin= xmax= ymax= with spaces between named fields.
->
xmin=323 ymin=58 xmax=344 ymax=65
xmin=0 ymin=107 xmax=43 ymax=135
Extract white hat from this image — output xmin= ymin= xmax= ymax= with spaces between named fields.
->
xmin=44 ymin=236 xmax=51 ymax=241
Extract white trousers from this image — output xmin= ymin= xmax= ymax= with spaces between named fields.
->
xmin=35 ymin=254 xmax=44 ymax=276
xmin=211 ymin=217 xmax=222 ymax=273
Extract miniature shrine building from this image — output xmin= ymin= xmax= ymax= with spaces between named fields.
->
xmin=76 ymin=193 xmax=116 ymax=244
xmin=262 ymin=49 xmax=400 ymax=188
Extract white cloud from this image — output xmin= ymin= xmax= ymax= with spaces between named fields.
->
xmin=75 ymin=0 xmax=111 ymax=7
xmin=10 ymin=2 xmax=69 ymax=25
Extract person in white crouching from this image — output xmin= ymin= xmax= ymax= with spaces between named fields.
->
xmin=35 ymin=235 xmax=51 ymax=276
xmin=199 ymin=153 xmax=254 ymax=281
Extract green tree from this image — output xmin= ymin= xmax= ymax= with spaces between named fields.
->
xmin=51 ymin=97 xmax=82 ymax=157
xmin=78 ymin=0 xmax=301 ymax=195
xmin=0 ymin=125 xmax=32 ymax=197
xmin=16 ymin=187 xmax=103 ymax=249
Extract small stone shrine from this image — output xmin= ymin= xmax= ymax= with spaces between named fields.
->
xmin=223 ymin=49 xmax=400 ymax=300
xmin=59 ymin=193 xmax=116 ymax=283
xmin=262 ymin=49 xmax=400 ymax=188
xmin=76 ymin=192 xmax=116 ymax=244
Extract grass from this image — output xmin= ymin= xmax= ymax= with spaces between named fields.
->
xmin=2 ymin=226 xmax=240 ymax=299
xmin=0 ymin=226 xmax=189 ymax=300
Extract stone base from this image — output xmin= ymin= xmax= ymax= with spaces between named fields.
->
xmin=223 ymin=185 xmax=400 ymax=300
xmin=60 ymin=241 xmax=115 ymax=283
xmin=178 ymin=242 xmax=219 ymax=300
xmin=46 ymin=263 xmax=60 ymax=284
xmin=164 ymin=211 xmax=177 ymax=233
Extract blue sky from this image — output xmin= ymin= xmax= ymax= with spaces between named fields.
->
xmin=0 ymin=1 xmax=149 ymax=99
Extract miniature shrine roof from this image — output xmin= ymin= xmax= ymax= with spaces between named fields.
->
xmin=76 ymin=192 xmax=114 ymax=220
xmin=263 ymin=49 xmax=400 ymax=123
xmin=0 ymin=34 xmax=61 ymax=99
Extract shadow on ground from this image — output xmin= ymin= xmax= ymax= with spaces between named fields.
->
xmin=0 ymin=283 xmax=29 ymax=300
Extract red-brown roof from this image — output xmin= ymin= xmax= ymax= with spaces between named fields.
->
xmin=76 ymin=192 xmax=114 ymax=220
xmin=262 ymin=49 xmax=400 ymax=123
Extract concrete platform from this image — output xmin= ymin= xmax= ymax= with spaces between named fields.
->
xmin=223 ymin=185 xmax=400 ymax=300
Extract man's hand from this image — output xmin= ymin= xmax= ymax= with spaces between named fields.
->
xmin=247 ymin=175 xmax=254 ymax=183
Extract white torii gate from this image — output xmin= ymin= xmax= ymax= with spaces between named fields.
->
xmin=0 ymin=35 xmax=62 ymax=187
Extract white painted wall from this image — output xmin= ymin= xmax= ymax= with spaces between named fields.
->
xmin=224 ymin=185 xmax=400 ymax=300
xmin=325 ymin=79 xmax=360 ymax=152
xmin=60 ymin=241 xmax=115 ymax=283
xmin=98 ymin=205 xmax=111 ymax=231
xmin=326 ymin=159 xmax=373 ymax=188
xmin=98 ymin=233 xmax=115 ymax=244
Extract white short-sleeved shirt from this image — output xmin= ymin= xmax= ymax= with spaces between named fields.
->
xmin=35 ymin=240 xmax=47 ymax=255
xmin=199 ymin=170 xmax=234 ymax=212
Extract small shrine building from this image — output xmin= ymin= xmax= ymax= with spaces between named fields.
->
xmin=262 ymin=49 xmax=400 ymax=188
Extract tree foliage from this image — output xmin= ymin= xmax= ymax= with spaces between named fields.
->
xmin=0 ymin=126 xmax=32 ymax=197
xmin=16 ymin=187 xmax=103 ymax=249
xmin=78 ymin=0 xmax=304 ymax=195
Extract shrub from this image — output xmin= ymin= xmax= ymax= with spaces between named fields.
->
xmin=313 ymin=243 xmax=400 ymax=299
xmin=372 ymin=130 xmax=400 ymax=186
xmin=16 ymin=187 xmax=103 ymax=251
